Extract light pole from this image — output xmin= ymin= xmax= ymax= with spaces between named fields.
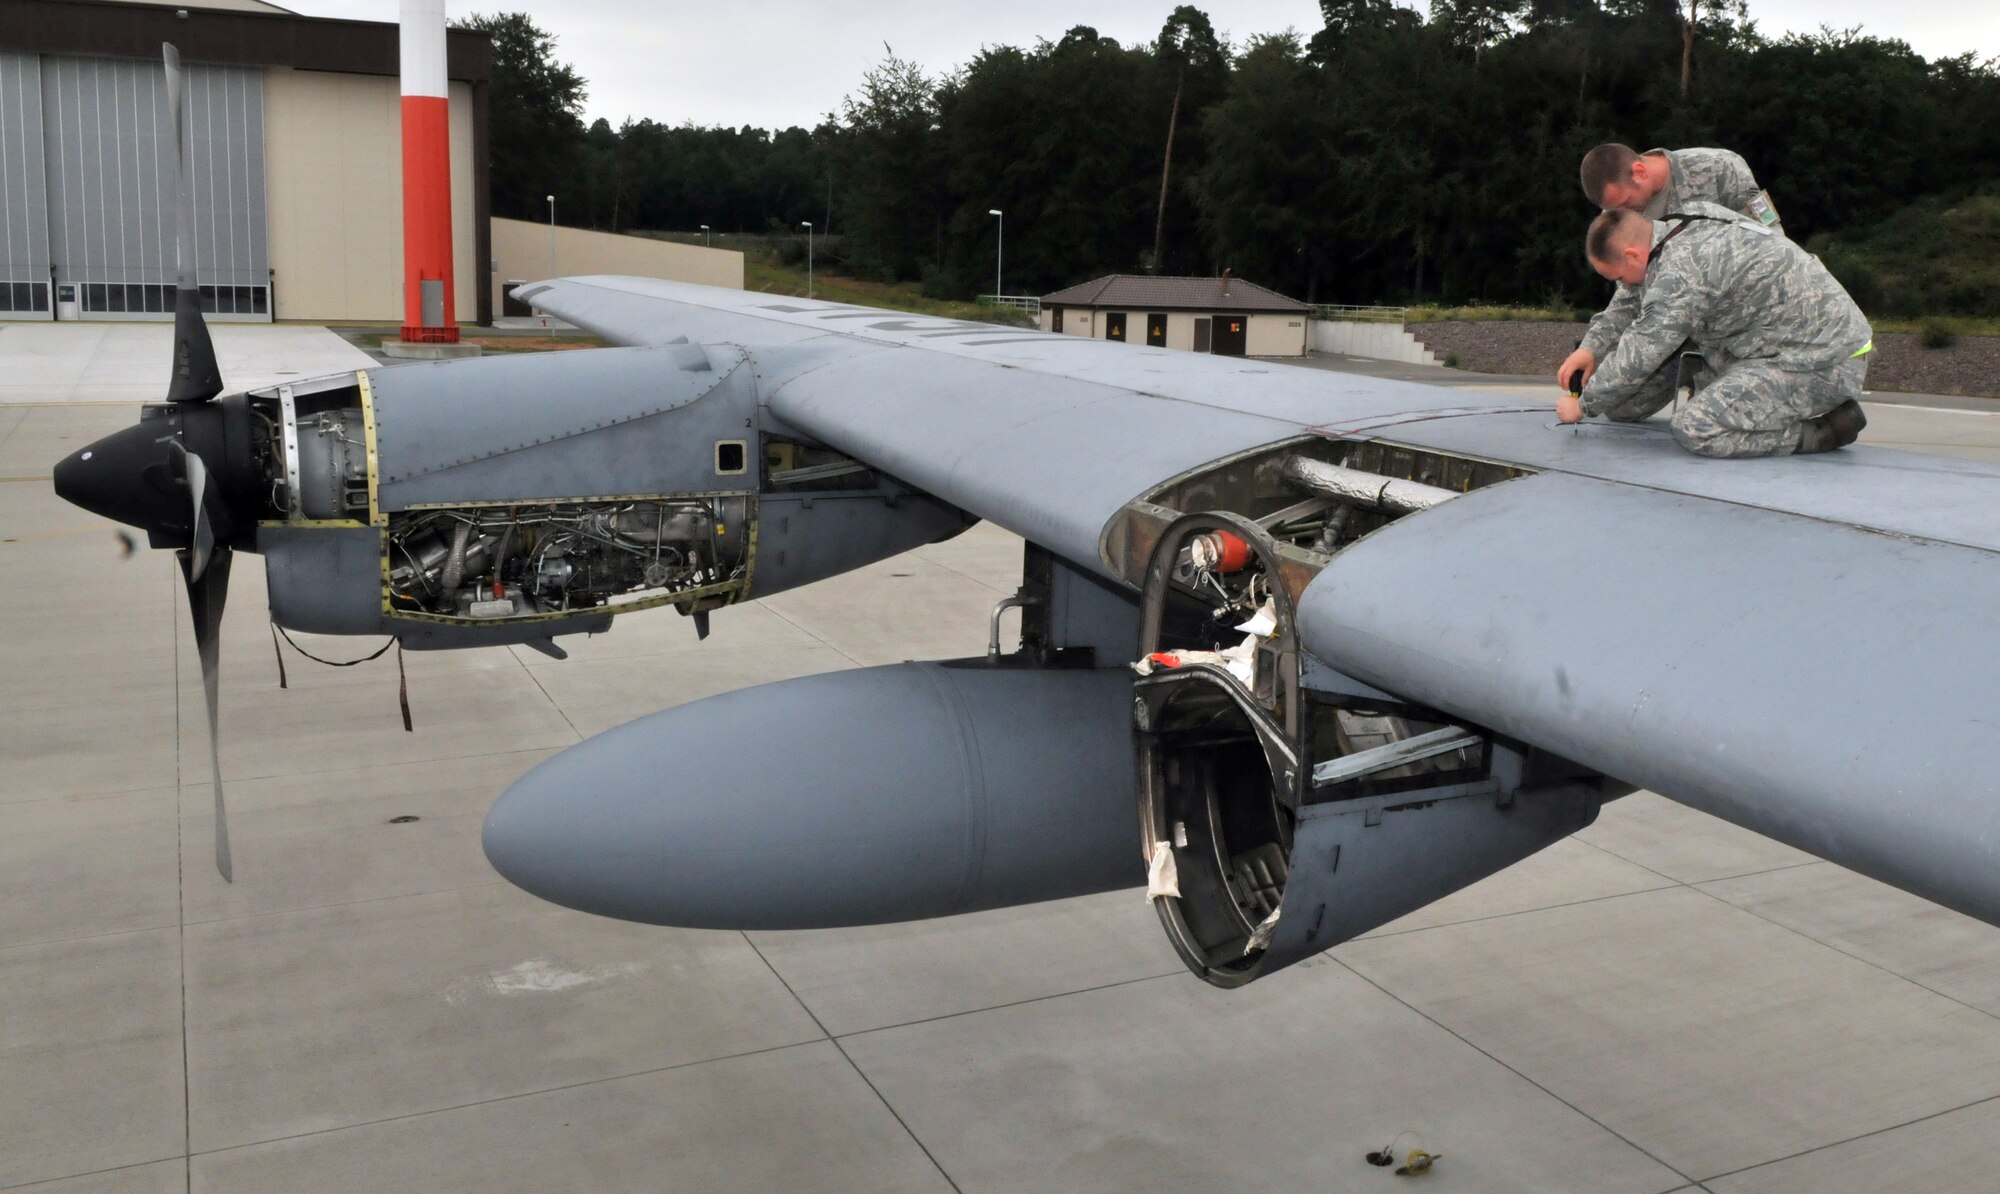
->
xmin=546 ymin=194 xmax=556 ymax=278
xmin=700 ymin=224 xmax=711 ymax=247
xmin=800 ymin=221 xmax=813 ymax=298
xmin=988 ymin=208 xmax=1003 ymax=298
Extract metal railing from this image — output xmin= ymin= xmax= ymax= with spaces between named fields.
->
xmin=978 ymin=294 xmax=1043 ymax=316
xmin=1310 ymin=304 xmax=1408 ymax=323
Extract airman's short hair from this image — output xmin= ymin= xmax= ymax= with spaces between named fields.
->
xmin=1586 ymin=209 xmax=1647 ymax=264
xmin=1580 ymin=143 xmax=1640 ymax=205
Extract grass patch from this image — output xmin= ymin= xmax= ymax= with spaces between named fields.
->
xmin=634 ymin=228 xmax=1035 ymax=327
xmin=460 ymin=334 xmax=609 ymax=353
xmin=741 ymin=256 xmax=1034 ymax=326
xmin=1404 ymin=304 xmax=1588 ymax=324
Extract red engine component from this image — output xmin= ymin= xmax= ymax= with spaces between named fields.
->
xmin=1190 ymin=530 xmax=1252 ymax=573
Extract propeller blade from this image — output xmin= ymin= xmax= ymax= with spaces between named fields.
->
xmin=164 ymin=439 xmax=231 ymax=581
xmin=179 ymin=544 xmax=234 ymax=883
xmin=176 ymin=442 xmax=214 ymax=580
xmin=162 ymin=43 xmax=222 ymax=405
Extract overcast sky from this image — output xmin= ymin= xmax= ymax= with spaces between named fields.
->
xmin=287 ymin=1 xmax=2000 ymax=131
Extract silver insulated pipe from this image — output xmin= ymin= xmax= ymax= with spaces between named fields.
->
xmin=1280 ymin=456 xmax=1459 ymax=514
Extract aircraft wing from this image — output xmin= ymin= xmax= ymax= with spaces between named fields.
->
xmin=482 ymin=276 xmax=2000 ymax=985
xmin=1298 ymin=470 xmax=2000 ymax=926
xmin=523 ymin=275 xmax=2000 ymax=571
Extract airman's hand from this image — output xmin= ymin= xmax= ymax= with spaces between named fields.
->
xmin=1556 ymin=394 xmax=1584 ymax=424
xmin=1557 ymin=346 xmax=1595 ymax=395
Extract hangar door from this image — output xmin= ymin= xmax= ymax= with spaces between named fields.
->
xmin=1 ymin=53 xmax=270 ymax=322
xmin=0 ymin=53 xmax=53 ymax=318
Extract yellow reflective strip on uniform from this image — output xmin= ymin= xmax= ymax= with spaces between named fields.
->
xmin=1850 ymin=340 xmax=1873 ymax=358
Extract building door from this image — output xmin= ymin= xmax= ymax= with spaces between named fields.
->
xmin=56 ymin=284 xmax=77 ymax=320
xmin=1052 ymin=308 xmax=1064 ymax=333
xmin=1146 ymin=313 xmax=1167 ymax=346
xmin=1193 ymin=317 xmax=1211 ymax=353
xmin=0 ymin=52 xmax=53 ymax=322
xmin=1213 ymin=315 xmax=1247 ymax=356
xmin=1106 ymin=312 xmax=1126 ymax=342
xmin=37 ymin=56 xmax=271 ymax=323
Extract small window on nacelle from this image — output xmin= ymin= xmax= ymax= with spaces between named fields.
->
xmin=715 ymin=440 xmax=747 ymax=475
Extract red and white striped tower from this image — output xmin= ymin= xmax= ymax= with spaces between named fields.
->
xmin=399 ymin=0 xmax=458 ymax=343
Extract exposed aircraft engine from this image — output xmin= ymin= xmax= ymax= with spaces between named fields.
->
xmin=276 ymin=387 xmax=758 ymax=623
xmin=384 ymin=499 xmax=750 ymax=619
xmin=183 ymin=346 xmax=972 ymax=650
xmin=482 ymin=661 xmax=1144 ymax=929
xmin=1106 ymin=439 xmax=1625 ymax=987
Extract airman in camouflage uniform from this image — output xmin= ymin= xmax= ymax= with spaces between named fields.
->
xmin=1610 ymin=146 xmax=1782 ymax=231
xmin=1560 ymin=144 xmax=1786 ymax=395
xmin=1559 ymin=202 xmax=1872 ymax=458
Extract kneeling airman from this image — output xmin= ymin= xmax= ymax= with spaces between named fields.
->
xmin=1557 ymin=203 xmax=1871 ymax=458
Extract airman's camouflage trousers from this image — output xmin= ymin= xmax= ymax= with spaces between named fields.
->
xmin=1598 ymin=344 xmax=1867 ymax=458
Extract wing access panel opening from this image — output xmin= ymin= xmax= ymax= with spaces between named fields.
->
xmin=1117 ymin=438 xmax=1604 ymax=985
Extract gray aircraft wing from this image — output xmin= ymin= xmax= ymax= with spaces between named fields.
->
xmin=528 ymin=274 xmax=2000 ymax=564
xmin=499 ymin=275 xmax=2000 ymax=978
xmin=1300 ymin=472 xmax=1999 ymax=925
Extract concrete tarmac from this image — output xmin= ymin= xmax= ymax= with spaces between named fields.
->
xmin=7 ymin=326 xmax=2000 ymax=1193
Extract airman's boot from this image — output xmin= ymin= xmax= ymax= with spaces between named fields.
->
xmin=1796 ymin=399 xmax=1867 ymax=454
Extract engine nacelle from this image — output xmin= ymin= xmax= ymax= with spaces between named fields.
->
xmin=481 ymin=661 xmax=1143 ymax=929
xmin=246 ymin=345 xmax=971 ymax=650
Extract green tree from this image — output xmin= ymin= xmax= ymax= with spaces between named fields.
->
xmin=1150 ymin=7 xmax=1229 ymax=272
xmin=1191 ymin=35 xmax=1343 ymax=300
xmin=1315 ymin=0 xmax=1422 ymax=43
xmin=825 ymin=49 xmax=946 ymax=279
xmin=457 ymin=13 xmax=588 ymax=222
xmin=1430 ymin=0 xmax=1529 ymax=53
xmin=477 ymin=5 xmax=2000 ymax=316
xmin=968 ymin=28 xmax=1173 ymax=288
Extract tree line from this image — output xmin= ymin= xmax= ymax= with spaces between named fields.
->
xmin=464 ymin=5 xmax=2000 ymax=314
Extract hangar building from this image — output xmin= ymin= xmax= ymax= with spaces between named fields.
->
xmin=0 ymin=0 xmax=744 ymax=328
xmin=1039 ymin=273 xmax=1310 ymax=357
xmin=0 ymin=0 xmax=495 ymax=325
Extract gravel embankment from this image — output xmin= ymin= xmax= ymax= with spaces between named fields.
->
xmin=1408 ymin=320 xmax=2000 ymax=398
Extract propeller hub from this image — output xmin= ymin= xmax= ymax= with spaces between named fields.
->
xmin=53 ymin=397 xmax=259 ymax=550
xmin=54 ymin=409 xmax=189 ymax=543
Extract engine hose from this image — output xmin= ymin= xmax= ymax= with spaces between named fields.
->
xmin=492 ymin=522 xmax=518 ymax=593
xmin=1312 ymin=506 xmax=1353 ymax=554
xmin=439 ymin=518 xmax=472 ymax=598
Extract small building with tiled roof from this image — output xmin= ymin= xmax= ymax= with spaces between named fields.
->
xmin=1038 ymin=271 xmax=1310 ymax=357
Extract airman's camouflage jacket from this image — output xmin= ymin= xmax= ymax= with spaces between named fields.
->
xmin=1581 ymin=201 xmax=1872 ymax=418
xmin=1582 ymin=147 xmax=1783 ymax=361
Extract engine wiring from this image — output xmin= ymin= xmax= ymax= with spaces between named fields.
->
xmin=383 ymin=498 xmax=750 ymax=617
